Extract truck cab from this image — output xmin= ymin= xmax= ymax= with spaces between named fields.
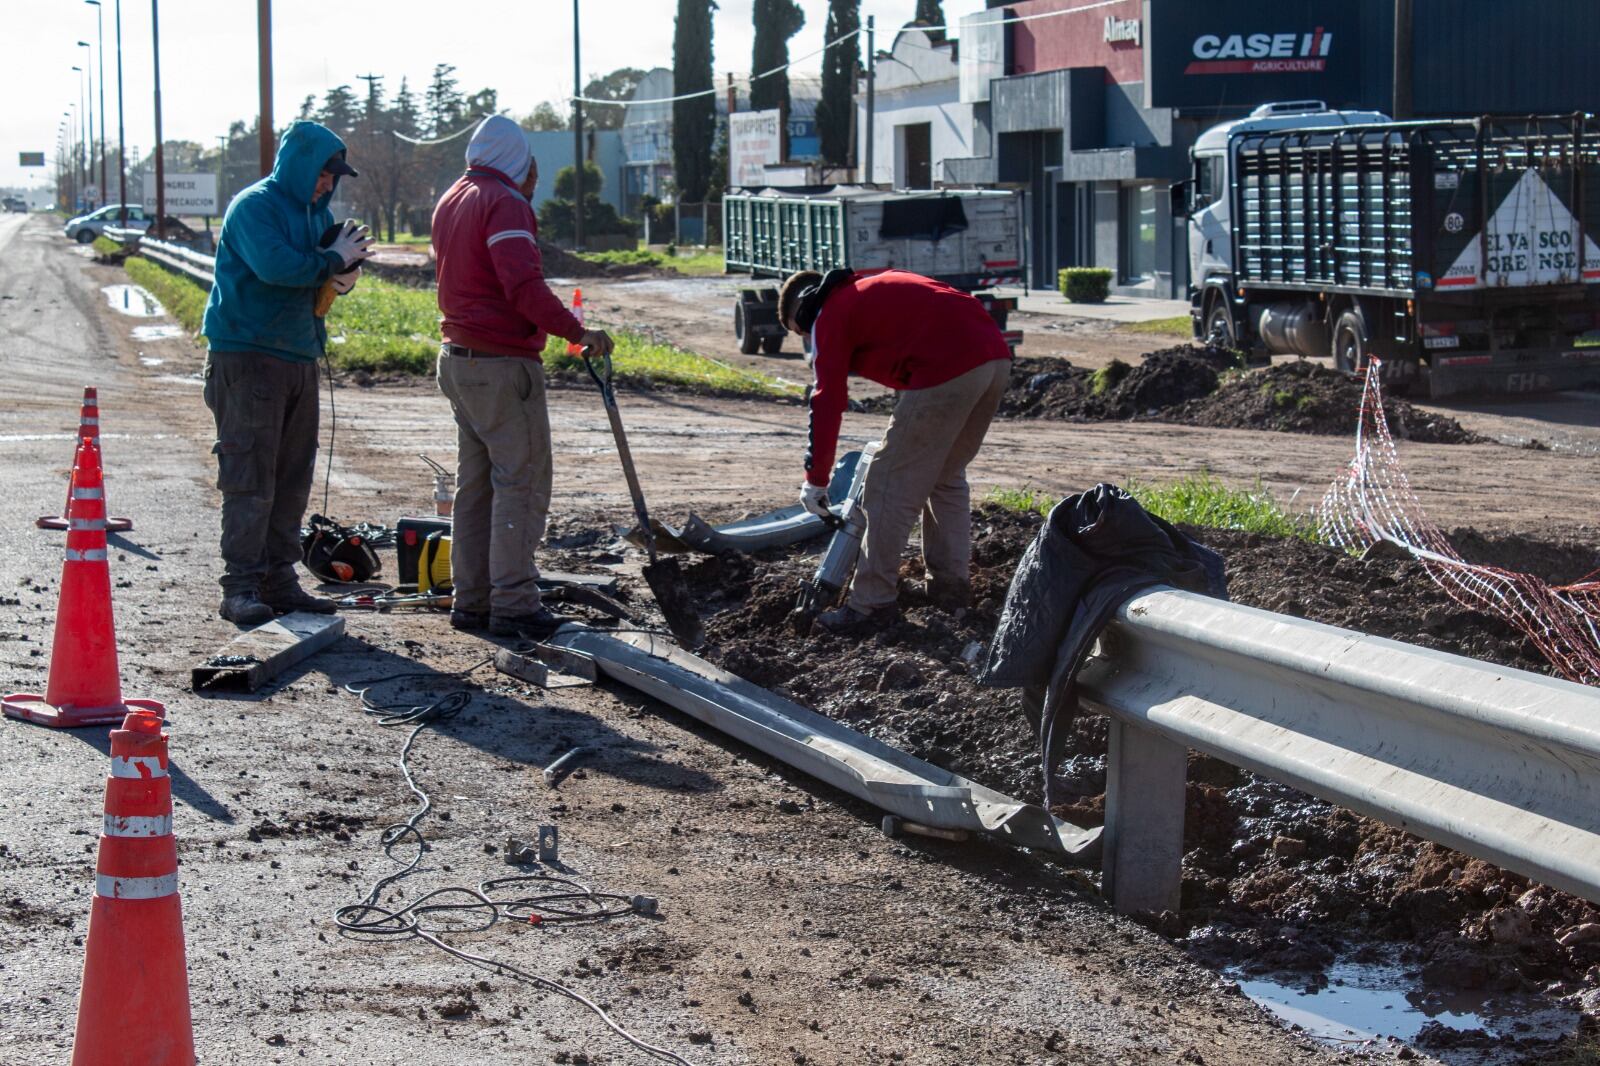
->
xmin=1181 ymin=101 xmax=1390 ymax=348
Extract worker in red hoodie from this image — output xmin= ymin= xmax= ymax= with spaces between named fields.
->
xmin=779 ymin=268 xmax=1012 ymax=634
xmin=432 ymin=114 xmax=614 ymax=639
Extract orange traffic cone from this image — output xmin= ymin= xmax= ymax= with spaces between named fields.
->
xmin=71 ymin=709 xmax=195 ymax=1065
xmin=3 ymin=434 xmax=164 ymax=728
xmin=566 ymin=288 xmax=585 ymax=356
xmin=37 ymin=387 xmax=134 ymax=532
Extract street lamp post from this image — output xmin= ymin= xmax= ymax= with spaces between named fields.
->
xmin=87 ymin=2 xmax=107 ymax=203
xmin=151 ymin=0 xmax=165 ymax=237
xmin=64 ymin=109 xmax=76 ymax=210
xmin=72 ymin=68 xmax=86 ymax=201
xmin=78 ymin=41 xmax=94 ymax=203
xmin=115 ymin=0 xmax=127 ymax=225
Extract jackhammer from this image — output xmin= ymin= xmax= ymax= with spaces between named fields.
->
xmin=793 ymin=443 xmax=877 ymax=627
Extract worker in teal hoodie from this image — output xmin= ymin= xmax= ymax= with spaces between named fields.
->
xmin=201 ymin=120 xmax=373 ymax=625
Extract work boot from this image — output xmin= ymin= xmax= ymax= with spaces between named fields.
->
xmin=490 ymin=607 xmax=564 ymax=640
xmin=218 ymin=592 xmax=274 ymax=627
xmin=816 ymin=603 xmax=896 ymax=636
xmin=450 ymin=609 xmax=490 ymax=632
xmin=924 ymin=579 xmax=972 ymax=611
xmin=261 ymin=584 xmax=339 ymax=615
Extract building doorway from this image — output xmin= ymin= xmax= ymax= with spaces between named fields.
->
xmin=899 ymin=123 xmax=932 ymax=190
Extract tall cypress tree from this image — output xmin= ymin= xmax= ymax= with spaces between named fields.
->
xmin=673 ymin=0 xmax=717 ymax=203
xmin=815 ymin=0 xmax=860 ymax=166
xmin=915 ymin=0 xmax=946 ymax=43
xmin=750 ymin=0 xmax=806 ymax=114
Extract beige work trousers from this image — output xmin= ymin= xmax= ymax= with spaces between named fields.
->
xmin=436 ymin=351 xmax=552 ymax=617
xmin=849 ymin=358 xmax=1011 ymax=612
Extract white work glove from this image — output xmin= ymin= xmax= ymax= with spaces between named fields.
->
xmin=800 ymin=481 xmax=831 ymax=519
xmin=330 ymin=264 xmax=362 ymax=295
xmin=325 ymin=220 xmax=374 ymax=272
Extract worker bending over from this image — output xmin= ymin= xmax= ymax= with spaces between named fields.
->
xmin=432 ymin=115 xmax=614 ymax=639
xmin=781 ymin=268 xmax=1012 ymax=634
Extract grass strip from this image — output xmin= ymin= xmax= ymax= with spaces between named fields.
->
xmin=1119 ymin=315 xmax=1193 ymax=338
xmin=987 ymin=474 xmax=1323 ymax=543
xmin=124 ymin=256 xmax=207 ymax=337
xmin=575 ymin=247 xmax=727 ymax=277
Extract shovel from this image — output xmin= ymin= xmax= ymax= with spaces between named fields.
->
xmin=582 ymin=349 xmax=706 ymax=649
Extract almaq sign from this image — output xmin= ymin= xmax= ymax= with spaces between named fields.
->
xmin=1188 ymin=28 xmax=1333 ymax=73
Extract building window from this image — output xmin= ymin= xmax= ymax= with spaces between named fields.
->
xmin=1120 ymin=184 xmax=1156 ymax=284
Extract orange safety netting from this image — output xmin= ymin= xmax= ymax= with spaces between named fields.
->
xmin=1316 ymin=359 xmax=1600 ymax=686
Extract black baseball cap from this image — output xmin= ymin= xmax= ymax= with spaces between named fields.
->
xmin=322 ymin=152 xmax=359 ymax=179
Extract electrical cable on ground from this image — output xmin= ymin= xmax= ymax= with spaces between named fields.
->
xmin=333 ymin=659 xmax=696 ymax=1065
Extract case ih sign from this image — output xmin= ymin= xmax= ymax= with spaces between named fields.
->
xmin=1145 ymin=0 xmax=1358 ymax=108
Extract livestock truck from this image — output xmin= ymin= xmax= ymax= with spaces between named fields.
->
xmin=721 ymin=187 xmax=1025 ymax=356
xmin=1175 ymin=101 xmax=1600 ymax=396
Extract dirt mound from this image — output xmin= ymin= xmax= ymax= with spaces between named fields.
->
xmin=363 ymin=259 xmax=436 ymax=288
xmin=363 ymin=241 xmax=669 ymax=289
xmin=1164 ymin=360 xmax=1486 ymax=444
xmin=678 ymin=504 xmax=1600 ymax=998
xmin=996 ymin=347 xmax=1484 ymax=444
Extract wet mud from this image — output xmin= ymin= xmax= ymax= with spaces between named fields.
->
xmin=674 ymin=503 xmax=1600 ymax=1015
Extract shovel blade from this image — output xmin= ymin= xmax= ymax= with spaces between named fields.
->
xmin=643 ymin=557 xmax=705 ymax=649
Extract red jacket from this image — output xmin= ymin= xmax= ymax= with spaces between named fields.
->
xmin=805 ymin=270 xmax=1011 ymax=485
xmin=432 ymin=167 xmax=585 ymax=358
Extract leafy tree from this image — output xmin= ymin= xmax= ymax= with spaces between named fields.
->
xmin=554 ymin=161 xmax=604 ymax=201
xmin=915 ymin=0 xmax=946 ymax=43
xmin=522 ymin=102 xmax=568 ymax=132
xmin=673 ymin=0 xmax=717 ymax=203
xmin=580 ymin=68 xmax=648 ymax=131
xmin=316 ymin=85 xmax=359 ymax=137
xmin=751 ymin=0 xmax=805 ymax=118
xmin=816 ymin=0 xmax=860 ymax=166
xmin=424 ymin=63 xmax=464 ymax=136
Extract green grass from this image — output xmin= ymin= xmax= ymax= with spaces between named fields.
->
xmin=385 ymin=231 xmax=433 ymax=247
xmin=986 ymin=474 xmax=1323 ymax=542
xmin=124 ymin=257 xmax=207 ymax=337
xmin=1120 ymin=315 xmax=1193 ymax=338
xmin=91 ymin=235 xmax=122 ymax=258
xmin=1089 ymin=360 xmax=1131 ymax=396
xmin=542 ymin=332 xmax=797 ymax=397
xmin=575 ymin=246 xmax=727 ymax=277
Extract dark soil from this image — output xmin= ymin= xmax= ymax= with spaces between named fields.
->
xmin=994 ymin=346 xmax=1485 ymax=444
xmin=365 ymin=241 xmax=668 ymax=289
xmin=677 ymin=503 xmax=1600 ymax=1004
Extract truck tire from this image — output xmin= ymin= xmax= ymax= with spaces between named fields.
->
xmin=760 ymin=334 xmax=784 ymax=355
xmin=734 ymin=299 xmax=760 ymax=355
xmin=1204 ymin=298 xmax=1236 ymax=350
xmin=1332 ymin=310 xmax=1369 ymax=375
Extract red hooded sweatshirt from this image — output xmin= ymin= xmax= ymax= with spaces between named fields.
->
xmin=432 ymin=166 xmax=584 ymax=358
xmin=805 ymin=270 xmax=1012 ymax=485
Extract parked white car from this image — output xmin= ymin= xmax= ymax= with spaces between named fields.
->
xmin=63 ymin=204 xmax=151 ymax=243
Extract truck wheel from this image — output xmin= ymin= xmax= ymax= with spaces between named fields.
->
xmin=734 ymin=300 xmax=760 ymax=355
xmin=1332 ymin=310 xmax=1369 ymax=375
xmin=760 ymin=334 xmax=784 ymax=355
xmin=1204 ymin=300 xmax=1236 ymax=349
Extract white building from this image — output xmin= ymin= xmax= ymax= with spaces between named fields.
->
xmin=855 ymin=27 xmax=974 ymax=189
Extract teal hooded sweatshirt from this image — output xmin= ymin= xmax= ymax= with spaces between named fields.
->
xmin=202 ymin=121 xmax=350 ymax=363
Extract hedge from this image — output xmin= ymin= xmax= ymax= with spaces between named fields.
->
xmin=1059 ymin=267 xmax=1112 ymax=304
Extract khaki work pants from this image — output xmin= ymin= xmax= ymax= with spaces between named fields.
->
xmin=436 ymin=351 xmax=553 ymax=617
xmin=203 ymin=351 xmax=320 ymax=597
xmin=850 ymin=358 xmax=1011 ymax=612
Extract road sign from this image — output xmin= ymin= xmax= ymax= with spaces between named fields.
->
xmin=142 ymin=173 xmax=218 ymax=215
xmin=19 ymin=152 xmax=45 ymax=167
xmin=728 ymin=109 xmax=782 ymax=189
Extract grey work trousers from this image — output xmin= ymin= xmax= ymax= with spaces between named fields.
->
xmin=849 ymin=358 xmax=1011 ymax=612
xmin=436 ymin=350 xmax=552 ymax=617
xmin=203 ymin=351 xmax=321 ymax=597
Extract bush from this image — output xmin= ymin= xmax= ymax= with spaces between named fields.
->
xmin=1059 ymin=267 xmax=1112 ymax=304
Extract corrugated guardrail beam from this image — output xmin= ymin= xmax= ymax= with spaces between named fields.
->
xmin=1075 ymin=587 xmax=1600 ymax=913
xmin=105 ymin=227 xmax=215 ymax=288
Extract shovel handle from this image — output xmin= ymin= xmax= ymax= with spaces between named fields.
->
xmin=584 ymin=353 xmax=657 ymax=563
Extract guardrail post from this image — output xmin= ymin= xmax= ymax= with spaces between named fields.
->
xmin=1102 ymin=718 xmax=1186 ymax=914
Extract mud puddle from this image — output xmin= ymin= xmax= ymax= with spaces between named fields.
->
xmin=1233 ymin=954 xmax=1579 ymax=1059
xmin=101 ymin=283 xmax=165 ymax=317
xmin=132 ymin=326 xmax=184 ymax=343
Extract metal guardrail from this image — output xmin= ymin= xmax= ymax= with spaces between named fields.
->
xmin=1075 ymin=587 xmax=1600 ymax=913
xmin=105 ymin=227 xmax=215 ymax=288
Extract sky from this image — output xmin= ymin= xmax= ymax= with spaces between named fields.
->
xmin=2 ymin=0 xmax=990 ymax=193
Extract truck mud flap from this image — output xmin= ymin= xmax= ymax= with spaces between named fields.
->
xmin=649 ymin=449 xmax=870 ymax=556
xmin=1428 ymin=352 xmax=1600 ymax=399
xmin=546 ymin=625 xmax=1101 ymax=859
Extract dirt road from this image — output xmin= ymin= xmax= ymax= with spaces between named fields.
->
xmin=0 ymin=211 xmax=1588 ymax=1064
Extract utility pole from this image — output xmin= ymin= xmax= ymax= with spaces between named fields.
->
xmin=258 ymin=0 xmax=274 ymax=176
xmin=89 ymin=1 xmax=107 ymax=199
xmin=78 ymin=42 xmax=95 ymax=202
xmin=1393 ymin=0 xmax=1414 ymax=120
xmin=864 ymin=15 xmax=876 ymax=185
xmin=115 ymin=0 xmax=127 ymax=223
xmin=152 ymin=0 xmax=165 ymax=237
xmin=571 ymin=0 xmax=585 ymax=251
